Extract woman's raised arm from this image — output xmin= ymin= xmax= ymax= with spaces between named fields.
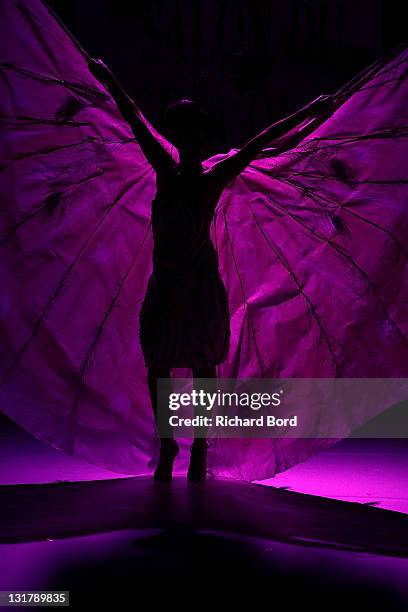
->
xmin=89 ymin=59 xmax=175 ymax=174
xmin=209 ymin=95 xmax=335 ymax=187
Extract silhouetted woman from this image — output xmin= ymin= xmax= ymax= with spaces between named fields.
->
xmin=89 ymin=58 xmax=333 ymax=482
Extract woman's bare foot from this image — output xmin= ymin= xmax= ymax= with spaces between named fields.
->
xmin=154 ymin=439 xmax=179 ymax=482
xmin=187 ymin=439 xmax=208 ymax=482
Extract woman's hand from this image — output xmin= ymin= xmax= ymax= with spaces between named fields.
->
xmin=88 ymin=58 xmax=115 ymax=87
xmin=309 ymin=94 xmax=336 ymax=116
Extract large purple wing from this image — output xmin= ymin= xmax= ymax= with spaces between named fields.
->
xmin=1 ymin=0 xmax=407 ymax=479
xmin=210 ymin=49 xmax=408 ymax=476
xmin=214 ymin=50 xmax=408 ymax=381
xmin=0 ymin=0 xmax=158 ymax=472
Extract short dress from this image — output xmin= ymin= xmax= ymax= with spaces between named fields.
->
xmin=139 ymin=168 xmax=231 ymax=369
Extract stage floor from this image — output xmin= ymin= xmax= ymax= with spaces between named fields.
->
xmin=1 ymin=414 xmax=407 ymax=608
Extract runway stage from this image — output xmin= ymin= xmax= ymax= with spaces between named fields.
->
xmin=1 ymin=414 xmax=407 ymax=608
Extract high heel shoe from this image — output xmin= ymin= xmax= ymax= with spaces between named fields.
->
xmin=153 ymin=439 xmax=179 ymax=482
xmin=187 ymin=440 xmax=208 ymax=482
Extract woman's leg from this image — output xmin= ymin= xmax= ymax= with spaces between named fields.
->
xmin=188 ymin=366 xmax=216 ymax=481
xmin=192 ymin=366 xmax=216 ymax=441
xmin=147 ymin=366 xmax=170 ymax=426
xmin=148 ymin=366 xmax=179 ymax=481
xmin=192 ymin=366 xmax=217 ymax=378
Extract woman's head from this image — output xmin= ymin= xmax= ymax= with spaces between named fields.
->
xmin=164 ymin=98 xmax=209 ymax=154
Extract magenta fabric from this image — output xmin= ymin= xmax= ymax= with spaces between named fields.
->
xmin=0 ymin=0 xmax=407 ymax=479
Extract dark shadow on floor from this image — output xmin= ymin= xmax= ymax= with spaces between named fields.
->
xmin=1 ymin=477 xmax=407 ymax=557
xmin=52 ymin=530 xmax=406 ymax=609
